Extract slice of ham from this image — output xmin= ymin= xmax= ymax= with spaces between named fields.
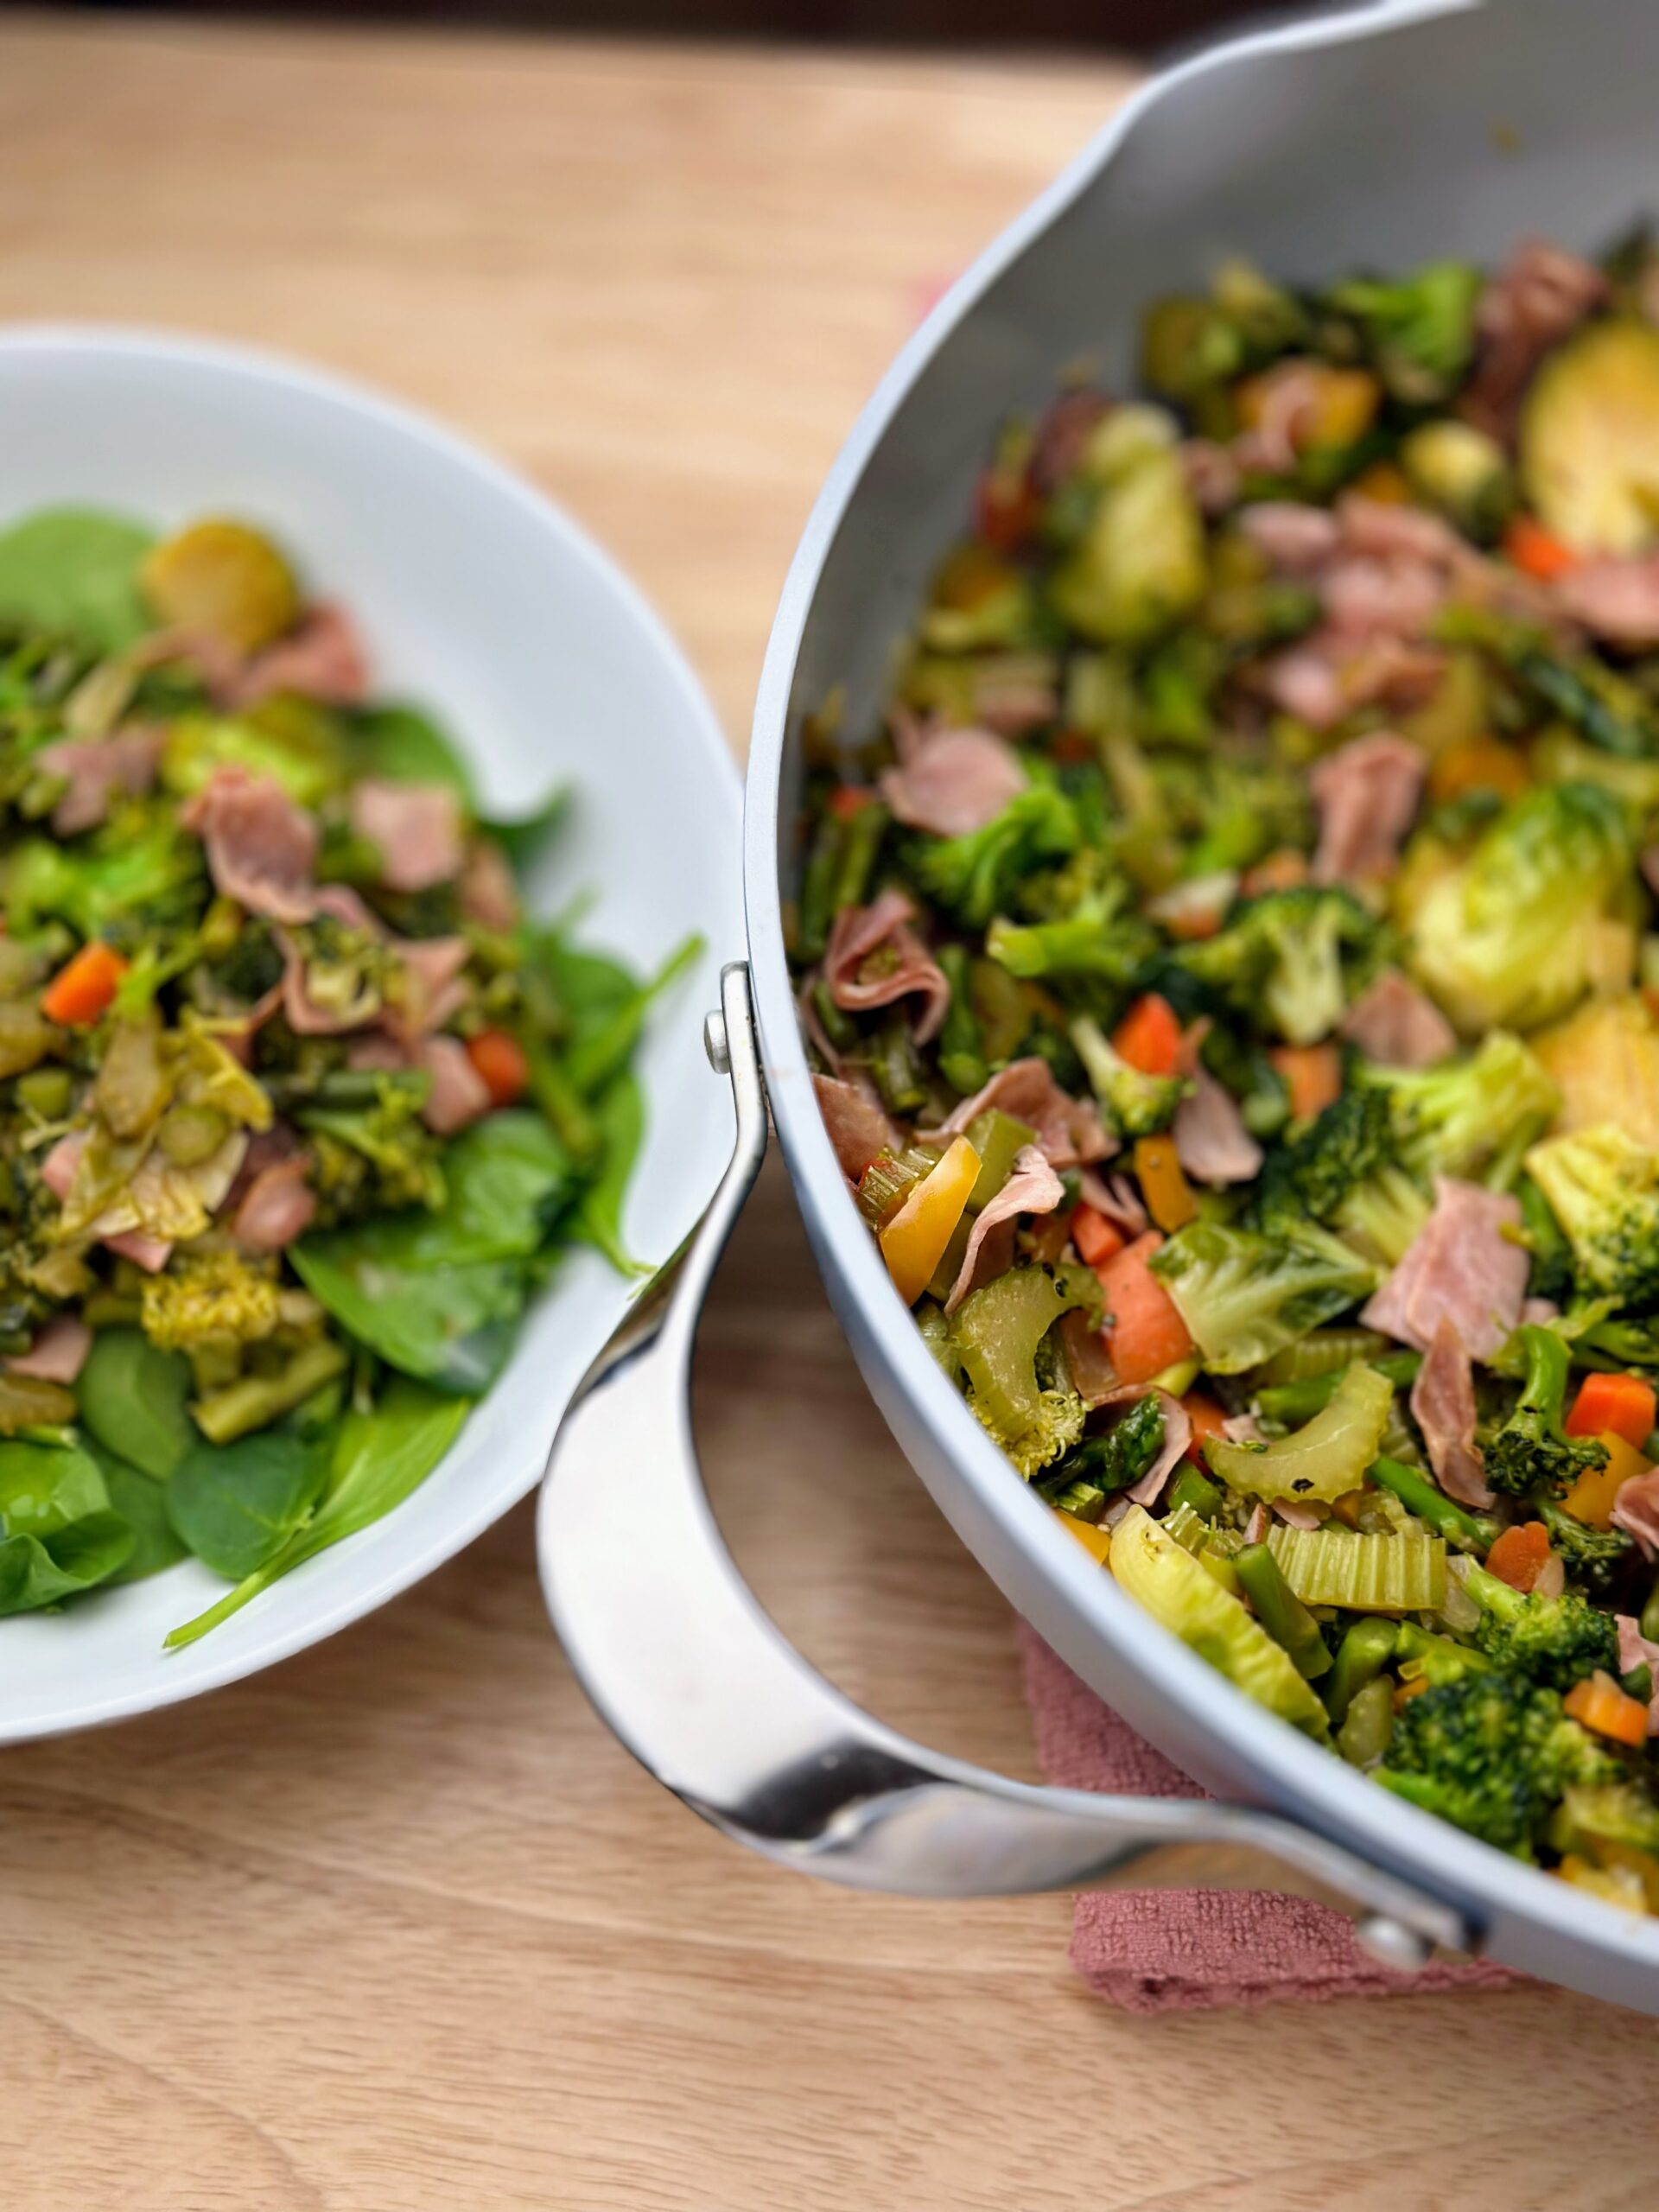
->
xmin=1361 ymin=1177 xmax=1527 ymax=1363
xmin=1553 ymin=553 xmax=1659 ymax=647
xmin=925 ymin=1057 xmax=1115 ymax=1170
xmin=38 ymin=1133 xmax=173 ymax=1273
xmin=812 ymin=1071 xmax=898 ymax=1182
xmin=1308 ymin=731 xmax=1426 ymax=887
xmin=944 ymin=1144 xmax=1062 ymax=1315
xmin=1244 ymin=1502 xmax=1271 ymax=1545
xmin=232 ymin=1154 xmax=317 ymax=1252
xmin=182 ymin=765 xmax=319 ymax=924
xmin=1088 ymin=1383 xmax=1191 ymax=1510
xmin=823 ymin=888 xmax=950 ymax=1046
xmin=1223 ymin=1412 xmax=1262 ymax=1446
xmin=1077 ymin=1166 xmax=1147 ymax=1234
xmin=1231 ymin=360 xmax=1329 ymax=475
xmin=461 ymin=837 xmax=519 ymax=932
xmin=4 ymin=1315 xmax=92 ymax=1385
xmin=1173 ymin=1065 xmax=1262 ymax=1188
xmin=36 ymin=725 xmax=165 ymax=837
xmin=1320 ymin=556 xmax=1448 ymax=640
xmin=416 ymin=1034 xmax=492 ymax=1135
xmin=392 ymin=934 xmax=472 ymax=1041
xmin=1058 ymin=1308 xmax=1118 ymax=1407
xmin=1236 ymin=500 xmax=1342 ymax=574
xmin=1341 ymin=968 xmax=1457 ymax=1068
xmin=350 ymin=779 xmax=465 ymax=893
xmin=1616 ymin=1616 xmax=1659 ymax=1738
xmin=1180 ymin=438 xmax=1242 ymax=518
xmin=1611 ymin=1468 xmax=1659 ymax=1562
xmin=1273 ymin=1499 xmax=1324 ymax=1531
xmin=879 ymin=726 xmax=1027 ymax=838
xmin=1461 ymin=240 xmax=1607 ymax=444
xmin=234 ymin=603 xmax=369 ymax=709
xmin=104 ymin=1230 xmax=173 ymax=1274
xmin=1031 ymin=389 xmax=1109 ymax=493
xmin=1409 ymin=1318 xmax=1495 ymax=1509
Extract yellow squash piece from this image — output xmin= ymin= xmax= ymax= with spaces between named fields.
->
xmin=1520 ymin=320 xmax=1659 ymax=556
xmin=878 ymin=1135 xmax=980 ymax=1306
xmin=1560 ymin=1432 xmax=1651 ymax=1531
xmin=1109 ymin=1504 xmax=1331 ymax=1738
xmin=141 ymin=518 xmax=300 ymax=653
xmin=1052 ymin=1508 xmax=1112 ymax=1566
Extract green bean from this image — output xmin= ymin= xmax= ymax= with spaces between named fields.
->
xmin=795 ymin=815 xmax=845 ymax=963
xmin=1166 ymin=1465 xmax=1224 ymax=1522
xmin=1235 ymin=1541 xmax=1332 ymax=1679
xmin=1370 ymin=1454 xmax=1498 ymax=1554
xmin=1323 ymin=1618 xmax=1398 ymax=1726
xmin=830 ymin=799 xmax=889 ymax=917
xmin=1337 ymin=1675 xmax=1395 ymax=1767
xmin=1255 ymin=1351 xmax=1421 ymax=1427
xmin=937 ymin=944 xmax=988 ymax=1098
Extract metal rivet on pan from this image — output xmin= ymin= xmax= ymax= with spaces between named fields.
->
xmin=1352 ymin=1914 xmax=1434 ymax=1973
xmin=703 ymin=1009 xmax=730 ymax=1074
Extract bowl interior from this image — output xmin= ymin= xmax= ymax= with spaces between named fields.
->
xmin=0 ymin=328 xmax=741 ymax=1738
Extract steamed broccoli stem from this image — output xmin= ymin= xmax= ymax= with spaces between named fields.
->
xmin=830 ymin=798 xmax=889 ymax=918
xmin=868 ymin=1011 xmax=928 ymax=1118
xmin=1234 ymin=1542 xmax=1332 ymax=1679
xmin=1483 ymin=1323 xmax=1609 ymax=1498
xmin=1369 ymin=1454 xmax=1498 ymax=1554
xmin=1255 ymin=1351 xmax=1420 ymax=1426
xmin=937 ymin=944 xmax=988 ymax=1097
xmin=1071 ymin=1014 xmax=1186 ymax=1138
xmin=796 ymin=813 xmax=846 ymax=963
xmin=1324 ymin=1618 xmax=1399 ymax=1726
xmin=191 ymin=1338 xmax=350 ymax=1447
xmin=1534 ymin=1499 xmax=1633 ymax=1596
xmin=1460 ymin=1556 xmax=1620 ymax=1691
xmin=1338 ymin=1675 xmax=1395 ymax=1767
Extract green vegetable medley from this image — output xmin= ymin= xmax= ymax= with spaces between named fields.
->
xmin=0 ymin=505 xmax=693 ymax=1645
xmin=792 ymin=231 xmax=1659 ymax=1909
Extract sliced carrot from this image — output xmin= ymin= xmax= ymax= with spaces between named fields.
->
xmin=1503 ymin=513 xmax=1578 ymax=583
xmin=1269 ymin=1042 xmax=1342 ymax=1123
xmin=1070 ymin=1202 xmax=1126 ymax=1272
xmin=1181 ymin=1391 xmax=1230 ymax=1462
xmin=1096 ymin=1230 xmax=1194 ymax=1387
xmin=974 ymin=462 xmax=1040 ymax=553
xmin=465 ymin=1028 xmax=531 ymax=1108
xmin=41 ymin=941 xmax=127 ymax=1027
xmin=1560 ymin=1433 xmax=1651 ymax=1531
xmin=1427 ymin=735 xmax=1530 ymax=806
xmin=1485 ymin=1520 xmax=1553 ymax=1594
xmin=1243 ymin=849 xmax=1309 ymax=896
xmin=826 ymin=783 xmax=877 ymax=821
xmin=1134 ymin=1133 xmax=1198 ymax=1233
xmin=1111 ymin=993 xmax=1183 ymax=1077
xmin=1567 ymin=1371 xmax=1657 ymax=1453
xmin=1565 ymin=1671 xmax=1651 ymax=1750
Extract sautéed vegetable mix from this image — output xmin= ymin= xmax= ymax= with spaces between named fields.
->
xmin=0 ymin=507 xmax=694 ymax=1644
xmin=795 ymin=235 xmax=1659 ymax=1903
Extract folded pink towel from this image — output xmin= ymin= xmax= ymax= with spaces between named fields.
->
xmin=1019 ymin=1624 xmax=1521 ymax=2012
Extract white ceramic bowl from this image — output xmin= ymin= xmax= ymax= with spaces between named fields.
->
xmin=0 ymin=326 xmax=741 ymax=1740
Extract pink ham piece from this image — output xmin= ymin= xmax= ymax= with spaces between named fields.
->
xmin=393 ymin=935 xmax=471 ymax=1041
xmin=1173 ymin=1065 xmax=1262 ymax=1189
xmin=1616 ymin=1615 xmax=1659 ymax=1738
xmin=1612 ymin=1468 xmax=1659 ymax=1563
xmin=1222 ymin=1412 xmax=1262 ymax=1446
xmin=1308 ymin=731 xmax=1426 ymax=887
xmin=1031 ymin=390 xmax=1109 ymax=493
xmin=1461 ymin=240 xmax=1607 ymax=443
xmin=1361 ymin=1177 xmax=1528 ymax=1363
xmin=233 ymin=603 xmax=369 ymax=709
xmin=1058 ymin=1308 xmax=1118 ymax=1407
xmin=1409 ymin=1318 xmax=1495 ymax=1509
xmin=1553 ymin=553 xmax=1659 ymax=647
xmin=944 ymin=1144 xmax=1062 ymax=1315
xmin=182 ymin=765 xmax=319 ymax=925
xmin=811 ymin=1071 xmax=898 ymax=1183
xmin=1236 ymin=501 xmax=1342 ymax=574
xmin=5 ymin=1315 xmax=92 ymax=1385
xmin=1273 ymin=1499 xmax=1324 ymax=1532
xmin=350 ymin=779 xmax=465 ymax=894
xmin=1077 ymin=1167 xmax=1147 ymax=1235
xmin=461 ymin=837 xmax=519 ymax=933
xmin=104 ymin=1230 xmax=173 ymax=1274
xmin=925 ymin=1057 xmax=1115 ymax=1171
xmin=823 ymin=887 xmax=950 ymax=1046
xmin=36 ymin=726 xmax=165 ymax=837
xmin=1341 ymin=968 xmax=1457 ymax=1068
xmin=232 ymin=1154 xmax=317 ymax=1253
xmin=1244 ymin=1503 xmax=1271 ymax=1546
xmin=880 ymin=727 xmax=1027 ymax=838
xmin=416 ymin=1034 xmax=491 ymax=1135
xmin=1230 ymin=360 xmax=1328 ymax=475
xmin=1089 ymin=1383 xmax=1192 ymax=1510
xmin=1180 ymin=439 xmax=1242 ymax=518
xmin=1320 ymin=556 xmax=1447 ymax=640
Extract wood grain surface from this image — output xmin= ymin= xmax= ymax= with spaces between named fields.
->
xmin=0 ymin=16 xmax=1656 ymax=2210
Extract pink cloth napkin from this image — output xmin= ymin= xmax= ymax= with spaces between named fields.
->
xmin=1019 ymin=1623 xmax=1521 ymax=2012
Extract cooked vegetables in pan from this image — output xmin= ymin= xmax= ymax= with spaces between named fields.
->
xmin=792 ymin=232 xmax=1659 ymax=1904
xmin=0 ymin=506 xmax=692 ymax=1643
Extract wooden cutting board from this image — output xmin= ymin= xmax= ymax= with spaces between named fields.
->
xmin=0 ymin=16 xmax=1654 ymax=2208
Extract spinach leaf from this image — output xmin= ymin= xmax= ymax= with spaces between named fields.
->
xmin=0 ymin=507 xmax=156 ymax=652
xmin=575 ymin=1071 xmax=649 ymax=1277
xmin=165 ymin=1379 xmax=470 ymax=1649
xmin=0 ymin=1436 xmax=110 ymax=1535
xmin=77 ymin=1328 xmax=196 ymax=1480
xmin=404 ymin=1110 xmax=575 ymax=1266
xmin=166 ymin=1429 xmax=332 ymax=1581
xmin=482 ymin=785 xmax=568 ymax=876
xmin=84 ymin=1441 xmax=190 ymax=1584
xmin=537 ymin=931 xmax=701 ymax=1096
xmin=0 ymin=1437 xmax=135 ymax=1613
xmin=348 ymin=703 xmax=475 ymax=804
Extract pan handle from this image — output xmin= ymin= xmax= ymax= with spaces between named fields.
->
xmin=537 ymin=962 xmax=1475 ymax=1972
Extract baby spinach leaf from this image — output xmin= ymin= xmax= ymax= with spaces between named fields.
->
xmin=0 ymin=1436 xmax=110 ymax=1536
xmin=348 ymin=703 xmax=475 ymax=804
xmin=166 ymin=1430 xmax=332 ymax=1581
xmin=165 ymin=1379 xmax=470 ymax=1649
xmin=77 ymin=1328 xmax=196 ymax=1480
xmin=414 ymin=1110 xmax=575 ymax=1265
xmin=92 ymin=1452 xmax=190 ymax=1585
xmin=537 ymin=931 xmax=701 ymax=1097
xmin=483 ymin=785 xmax=568 ymax=876
xmin=0 ymin=1436 xmax=135 ymax=1612
xmin=575 ymin=1071 xmax=649 ymax=1278
xmin=0 ymin=507 xmax=156 ymax=652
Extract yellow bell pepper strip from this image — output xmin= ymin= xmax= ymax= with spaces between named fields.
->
xmin=1133 ymin=1133 xmax=1198 ymax=1232
xmin=878 ymin=1135 xmax=980 ymax=1306
xmin=1560 ymin=1432 xmax=1651 ymax=1530
xmin=1052 ymin=1507 xmax=1111 ymax=1565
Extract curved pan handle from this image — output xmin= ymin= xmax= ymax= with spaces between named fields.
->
xmin=538 ymin=963 xmax=1475 ymax=1973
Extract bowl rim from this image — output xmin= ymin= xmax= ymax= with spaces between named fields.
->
xmin=741 ymin=0 xmax=1659 ymax=1980
xmin=0 ymin=319 xmax=741 ymax=1738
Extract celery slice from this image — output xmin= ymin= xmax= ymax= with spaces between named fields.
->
xmin=1204 ymin=1363 xmax=1394 ymax=1504
xmin=1267 ymin=1522 xmax=1446 ymax=1612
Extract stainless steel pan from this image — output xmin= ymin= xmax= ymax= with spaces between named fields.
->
xmin=543 ymin=0 xmax=1659 ymax=2010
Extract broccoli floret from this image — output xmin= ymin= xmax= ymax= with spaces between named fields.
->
xmin=1517 ymin=1172 xmax=1578 ymax=1306
xmin=1038 ymin=1395 xmax=1166 ymax=1519
xmin=1460 ymin=1555 xmax=1619 ymax=1691
xmin=1361 ymin=1030 xmax=1561 ymax=1187
xmin=1577 ymin=1311 xmax=1659 ymax=1374
xmin=1325 ymin=259 xmax=1482 ymax=404
xmin=1402 ymin=782 xmax=1638 ymax=1036
xmin=1177 ymin=887 xmax=1378 ymax=1047
xmin=1332 ymin=1164 xmax=1433 ymax=1268
xmin=1535 ymin=1499 xmax=1635 ymax=1598
xmin=1071 ymin=1014 xmax=1186 ymax=1138
xmin=1484 ymin=1323 xmax=1610 ymax=1500
xmin=1147 ymin=1217 xmax=1378 ymax=1374
xmin=1525 ymin=1122 xmax=1659 ymax=1306
xmin=1251 ymin=1087 xmax=1392 ymax=1232
xmin=1376 ymin=1671 xmax=1621 ymax=1855
xmin=969 ymin=1382 xmax=1085 ymax=1479
xmin=138 ymin=1249 xmax=285 ymax=1351
xmin=906 ymin=783 xmax=1080 ymax=929
xmin=986 ymin=911 xmax=1159 ymax=1001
